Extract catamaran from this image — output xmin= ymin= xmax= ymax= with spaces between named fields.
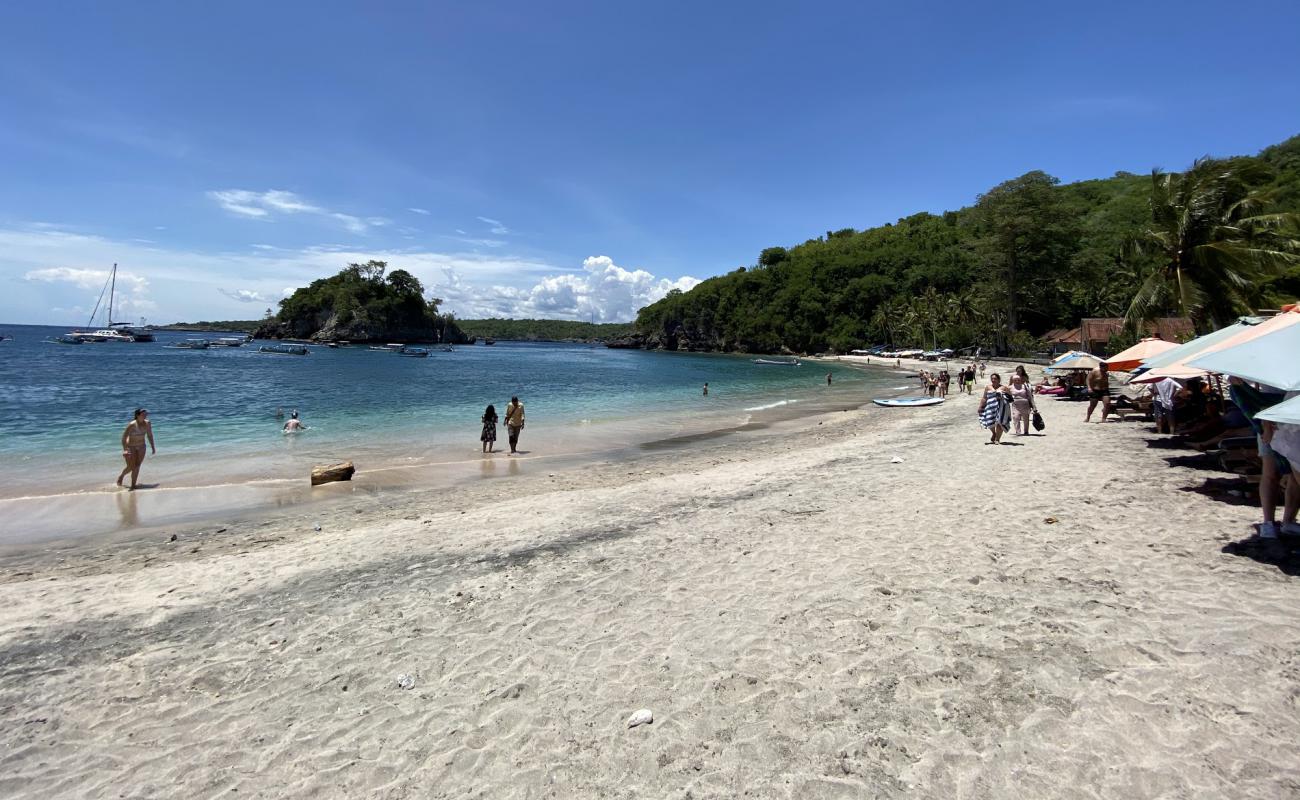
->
xmin=68 ymin=263 xmax=154 ymax=342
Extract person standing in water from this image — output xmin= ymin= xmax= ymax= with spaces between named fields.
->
xmin=703 ymin=382 xmax=709 ymax=396
xmin=826 ymin=372 xmax=832 ymax=386
xmin=480 ymin=404 xmax=498 ymax=453
xmin=283 ymin=411 xmax=305 ymax=432
xmin=504 ymin=396 xmax=525 ymax=454
xmin=116 ymin=408 xmax=156 ymax=490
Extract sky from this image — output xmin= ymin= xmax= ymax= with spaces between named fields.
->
xmin=2 ymin=0 xmax=1299 ymax=326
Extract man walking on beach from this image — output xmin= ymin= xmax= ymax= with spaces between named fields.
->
xmin=504 ymin=396 xmax=525 ymax=454
xmin=1085 ymin=364 xmax=1111 ymax=422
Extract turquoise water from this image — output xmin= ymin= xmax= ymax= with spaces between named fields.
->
xmin=0 ymin=324 xmax=904 ymax=501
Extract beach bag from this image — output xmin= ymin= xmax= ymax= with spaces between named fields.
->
xmin=1032 ymin=408 xmax=1045 ymax=432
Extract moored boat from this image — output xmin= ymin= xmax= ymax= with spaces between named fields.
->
xmin=167 ymin=338 xmax=211 ymax=350
xmin=753 ymin=358 xmax=801 ymax=366
xmin=398 ymin=346 xmax=430 ymax=357
xmin=259 ymin=344 xmax=310 ymax=356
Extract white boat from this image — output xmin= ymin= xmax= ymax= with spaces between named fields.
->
xmin=753 ymin=358 xmax=801 ymax=366
xmin=369 ymin=343 xmax=406 ymax=352
xmin=213 ymin=336 xmax=249 ymax=347
xmin=873 ymin=397 xmax=944 ymax=408
xmin=68 ymin=264 xmax=153 ymax=342
xmin=398 ymin=346 xmax=430 ymax=357
xmin=70 ymin=328 xmax=135 ymax=343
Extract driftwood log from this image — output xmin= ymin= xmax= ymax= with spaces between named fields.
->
xmin=311 ymin=461 xmax=355 ymax=486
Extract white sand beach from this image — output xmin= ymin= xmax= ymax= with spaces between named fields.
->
xmin=2 ymin=374 xmax=1297 ymax=799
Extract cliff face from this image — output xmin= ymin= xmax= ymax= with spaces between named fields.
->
xmin=607 ymin=322 xmax=784 ymax=353
xmin=254 ymin=310 xmax=473 ymax=344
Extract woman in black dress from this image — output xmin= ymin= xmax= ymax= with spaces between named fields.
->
xmin=480 ymin=404 xmax=498 ymax=453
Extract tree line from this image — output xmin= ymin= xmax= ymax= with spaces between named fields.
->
xmin=634 ymin=135 xmax=1300 ymax=355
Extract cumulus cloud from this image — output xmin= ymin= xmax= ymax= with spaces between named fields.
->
xmin=426 ymin=254 xmax=700 ymax=322
xmin=208 ymin=189 xmax=388 ymax=233
xmin=24 ymin=265 xmax=156 ymax=316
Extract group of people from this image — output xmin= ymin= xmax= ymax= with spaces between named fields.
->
xmin=977 ymin=365 xmax=1039 ymax=444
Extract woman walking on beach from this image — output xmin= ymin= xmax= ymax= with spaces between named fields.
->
xmin=1008 ymin=372 xmax=1035 ymax=435
xmin=116 ymin=408 xmax=156 ymax=489
xmin=978 ymin=373 xmax=1012 ymax=444
xmin=480 ymin=404 xmax=498 ymax=453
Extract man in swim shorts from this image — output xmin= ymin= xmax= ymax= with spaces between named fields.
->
xmin=505 ymin=396 xmax=525 ymax=454
xmin=1085 ymin=364 xmax=1111 ymax=422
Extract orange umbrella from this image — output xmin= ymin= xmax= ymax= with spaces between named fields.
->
xmin=1103 ymin=338 xmax=1179 ymax=372
xmin=1132 ymin=309 xmax=1300 ymax=383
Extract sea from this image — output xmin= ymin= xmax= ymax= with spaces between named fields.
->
xmin=0 ymin=324 xmax=910 ymax=544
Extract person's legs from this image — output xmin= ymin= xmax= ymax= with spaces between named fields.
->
xmin=508 ymin=427 xmax=520 ymax=453
xmin=1086 ymin=398 xmax=1098 ymax=422
xmin=129 ymin=447 xmax=145 ymax=489
xmin=117 ymin=451 xmax=133 ymax=486
xmin=1259 ymin=437 xmax=1278 ymax=537
xmin=1282 ymin=472 xmax=1297 ymax=528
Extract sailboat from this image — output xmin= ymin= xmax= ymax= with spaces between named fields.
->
xmin=68 ymin=264 xmax=154 ymax=342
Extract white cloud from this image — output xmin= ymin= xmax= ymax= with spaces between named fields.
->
xmin=24 ymin=265 xmax=156 ymax=318
xmin=208 ymin=189 xmax=389 ymax=233
xmin=1 ymin=224 xmax=699 ymax=325
xmin=426 ymin=254 xmax=699 ymax=322
xmin=476 ymin=216 xmax=511 ymax=235
xmin=407 ymin=207 xmax=431 ymax=215
xmin=219 ymin=288 xmax=276 ymax=303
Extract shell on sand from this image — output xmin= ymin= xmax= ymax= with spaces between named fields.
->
xmin=626 ymin=709 xmax=653 ymax=728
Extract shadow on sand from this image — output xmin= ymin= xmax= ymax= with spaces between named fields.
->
xmin=1222 ymin=534 xmax=1300 ymax=578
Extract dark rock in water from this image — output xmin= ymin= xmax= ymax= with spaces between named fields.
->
xmin=605 ymin=333 xmax=646 ymax=349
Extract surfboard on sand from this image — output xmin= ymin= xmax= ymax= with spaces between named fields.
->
xmin=873 ymin=397 xmax=944 ymax=408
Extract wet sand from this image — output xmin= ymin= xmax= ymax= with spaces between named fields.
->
xmin=2 ymin=367 xmax=1297 ymax=798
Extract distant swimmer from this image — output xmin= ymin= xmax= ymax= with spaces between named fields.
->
xmin=275 ymin=406 xmax=284 ymax=419
xmin=116 ymin=408 xmax=156 ymax=490
xmin=826 ymin=372 xmax=833 ymax=386
xmin=703 ymin=382 xmax=709 ymax=396
xmin=283 ymin=410 xmax=305 ymax=432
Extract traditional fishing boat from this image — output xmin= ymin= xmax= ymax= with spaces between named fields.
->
xmin=167 ymin=338 xmax=211 ymax=350
xmin=259 ymin=343 xmax=310 ymax=356
xmin=398 ymin=346 xmax=430 ymax=357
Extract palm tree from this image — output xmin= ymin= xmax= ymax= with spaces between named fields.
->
xmin=1125 ymin=158 xmax=1300 ymax=332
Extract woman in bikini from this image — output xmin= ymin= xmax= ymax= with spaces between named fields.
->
xmin=117 ymin=408 xmax=156 ymax=490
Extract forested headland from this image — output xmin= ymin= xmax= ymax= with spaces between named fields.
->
xmin=455 ymin=318 xmax=634 ymax=342
xmin=632 ymin=135 xmax=1300 ymax=355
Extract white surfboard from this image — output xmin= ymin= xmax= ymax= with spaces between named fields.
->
xmin=873 ymin=397 xmax=944 ymax=408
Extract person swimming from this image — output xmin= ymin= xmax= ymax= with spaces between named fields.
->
xmin=283 ymin=410 xmax=305 ymax=432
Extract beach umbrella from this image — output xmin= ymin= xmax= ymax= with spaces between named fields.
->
xmin=1132 ymin=310 xmax=1300 ymax=384
xmin=1257 ymin=393 xmax=1300 ymax=425
xmin=1187 ymin=322 xmax=1300 ymax=390
xmin=1103 ymin=338 xmax=1179 ymax=372
xmin=1136 ymin=318 xmax=1261 ymax=373
xmin=1046 ymin=352 xmax=1102 ymax=374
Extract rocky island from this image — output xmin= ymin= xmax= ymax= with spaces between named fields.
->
xmin=254 ymin=260 xmax=472 ymax=344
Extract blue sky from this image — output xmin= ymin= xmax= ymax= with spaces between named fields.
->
xmin=3 ymin=0 xmax=1299 ymax=325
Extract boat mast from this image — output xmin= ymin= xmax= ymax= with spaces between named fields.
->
xmin=108 ymin=263 xmax=117 ymax=326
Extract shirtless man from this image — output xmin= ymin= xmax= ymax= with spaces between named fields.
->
xmin=116 ymin=408 xmax=156 ymax=490
xmin=283 ymin=411 xmax=305 ymax=432
xmin=1085 ymin=363 xmax=1111 ymax=422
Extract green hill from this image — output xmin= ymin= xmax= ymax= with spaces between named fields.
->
xmin=633 ymin=135 xmax=1300 ymax=354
